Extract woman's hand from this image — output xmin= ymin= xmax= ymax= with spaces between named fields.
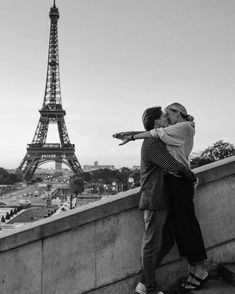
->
xmin=113 ymin=131 xmax=136 ymax=139
xmin=113 ymin=132 xmax=133 ymax=145
xmin=118 ymin=135 xmax=132 ymax=145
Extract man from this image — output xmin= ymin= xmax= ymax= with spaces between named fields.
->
xmin=114 ymin=106 xmax=197 ymax=294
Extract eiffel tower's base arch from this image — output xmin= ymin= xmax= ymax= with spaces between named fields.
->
xmin=16 ymin=145 xmax=83 ymax=181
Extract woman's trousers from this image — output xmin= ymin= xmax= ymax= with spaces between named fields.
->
xmin=166 ymin=174 xmax=207 ymax=264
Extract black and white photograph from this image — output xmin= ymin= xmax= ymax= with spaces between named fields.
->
xmin=0 ymin=1 xmax=234 ymax=293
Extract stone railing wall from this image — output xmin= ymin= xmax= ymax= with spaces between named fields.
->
xmin=0 ymin=156 xmax=235 ymax=294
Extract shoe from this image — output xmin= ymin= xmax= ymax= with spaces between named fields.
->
xmin=180 ymin=272 xmax=209 ymax=291
xmin=135 ymin=282 xmax=164 ymax=294
xmin=135 ymin=282 xmax=146 ymax=294
xmin=180 ymin=272 xmax=194 ymax=287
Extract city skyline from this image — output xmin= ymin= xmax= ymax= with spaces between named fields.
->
xmin=1 ymin=0 xmax=235 ymax=170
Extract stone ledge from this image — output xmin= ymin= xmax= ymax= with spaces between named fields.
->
xmin=0 ymin=156 xmax=234 ymax=253
xmin=193 ymin=155 xmax=235 ymax=186
xmin=219 ymin=263 xmax=235 ymax=287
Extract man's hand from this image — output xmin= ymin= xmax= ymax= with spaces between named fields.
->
xmin=182 ymin=169 xmax=197 ymax=183
xmin=193 ymin=177 xmax=199 ymax=191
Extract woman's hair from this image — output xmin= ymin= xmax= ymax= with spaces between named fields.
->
xmin=166 ymin=102 xmax=194 ymax=121
xmin=142 ymin=106 xmax=162 ymax=131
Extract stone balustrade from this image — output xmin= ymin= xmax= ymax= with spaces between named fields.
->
xmin=0 ymin=156 xmax=235 ymax=294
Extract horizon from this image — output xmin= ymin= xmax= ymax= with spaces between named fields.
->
xmin=1 ymin=0 xmax=235 ymax=170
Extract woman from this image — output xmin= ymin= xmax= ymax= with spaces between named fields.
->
xmin=114 ymin=103 xmax=208 ymax=291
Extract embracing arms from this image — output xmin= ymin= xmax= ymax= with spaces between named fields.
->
xmin=148 ymin=139 xmax=196 ymax=182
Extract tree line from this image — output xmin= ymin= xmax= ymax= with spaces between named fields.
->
xmin=69 ymin=167 xmax=140 ymax=196
xmin=1 ymin=140 xmax=234 ymax=187
xmin=70 ymin=140 xmax=235 ymax=195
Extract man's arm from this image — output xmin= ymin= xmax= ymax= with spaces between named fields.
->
xmin=148 ymin=139 xmax=196 ymax=182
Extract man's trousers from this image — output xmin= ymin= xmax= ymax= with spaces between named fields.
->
xmin=140 ymin=210 xmax=175 ymax=294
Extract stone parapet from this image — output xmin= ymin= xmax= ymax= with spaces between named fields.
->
xmin=0 ymin=156 xmax=234 ymax=294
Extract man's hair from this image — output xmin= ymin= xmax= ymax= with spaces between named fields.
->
xmin=142 ymin=106 xmax=162 ymax=131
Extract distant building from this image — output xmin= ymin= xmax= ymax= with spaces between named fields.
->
xmin=6 ymin=169 xmax=16 ymax=174
xmin=55 ymin=161 xmax=62 ymax=171
xmin=83 ymin=161 xmax=115 ymax=172
xmin=34 ymin=168 xmax=54 ymax=175
xmin=132 ymin=166 xmax=140 ymax=170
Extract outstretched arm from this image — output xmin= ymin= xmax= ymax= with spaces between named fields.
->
xmin=114 ymin=122 xmax=195 ymax=146
xmin=113 ymin=131 xmax=143 ymax=140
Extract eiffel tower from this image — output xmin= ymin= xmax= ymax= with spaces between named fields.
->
xmin=16 ymin=1 xmax=83 ymax=181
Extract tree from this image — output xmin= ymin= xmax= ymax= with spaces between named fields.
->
xmin=80 ymin=167 xmax=140 ymax=193
xmin=190 ymin=140 xmax=235 ymax=168
xmin=190 ymin=156 xmax=201 ymax=169
xmin=69 ymin=176 xmax=84 ymax=197
xmin=0 ymin=168 xmax=17 ymax=185
xmin=200 ymin=140 xmax=235 ymax=161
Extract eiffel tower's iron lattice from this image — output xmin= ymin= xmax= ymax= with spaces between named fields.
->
xmin=16 ymin=1 xmax=83 ymax=181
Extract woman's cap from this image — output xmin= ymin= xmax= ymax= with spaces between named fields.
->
xmin=167 ymin=103 xmax=188 ymax=116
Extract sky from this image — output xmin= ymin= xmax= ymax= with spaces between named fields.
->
xmin=0 ymin=0 xmax=235 ymax=170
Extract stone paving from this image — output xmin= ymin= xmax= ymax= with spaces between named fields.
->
xmin=190 ymin=278 xmax=235 ymax=294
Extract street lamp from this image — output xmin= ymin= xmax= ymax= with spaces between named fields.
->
xmin=112 ymin=181 xmax=117 ymax=193
xmin=128 ymin=177 xmax=134 ymax=189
